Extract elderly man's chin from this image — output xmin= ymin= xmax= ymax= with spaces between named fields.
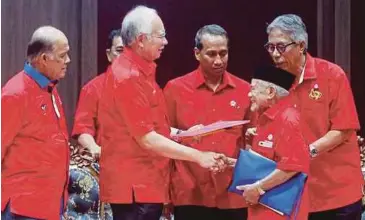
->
xmin=250 ymin=104 xmax=259 ymax=112
xmin=58 ymin=69 xmax=67 ymax=79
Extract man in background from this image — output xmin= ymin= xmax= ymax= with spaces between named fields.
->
xmin=72 ymin=29 xmax=123 ymax=160
xmin=164 ymin=24 xmax=251 ymax=220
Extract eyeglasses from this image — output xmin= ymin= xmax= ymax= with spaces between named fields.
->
xmin=264 ymin=42 xmax=296 ymax=54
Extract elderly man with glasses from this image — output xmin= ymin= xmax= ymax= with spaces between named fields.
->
xmin=264 ymin=14 xmax=363 ymax=220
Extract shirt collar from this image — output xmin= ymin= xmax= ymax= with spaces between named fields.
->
xmin=24 ymin=62 xmax=52 ymax=88
xmin=122 ymin=47 xmax=157 ymax=76
xmin=302 ymin=53 xmax=317 ymax=81
xmin=193 ymin=66 xmax=236 ymax=90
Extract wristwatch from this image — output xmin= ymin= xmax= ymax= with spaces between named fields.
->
xmin=309 ymin=144 xmax=319 ymax=158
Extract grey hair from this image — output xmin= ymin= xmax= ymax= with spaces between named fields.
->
xmin=253 ymin=79 xmax=289 ymax=98
xmin=121 ymin=5 xmax=158 ymax=46
xmin=267 ymin=14 xmax=308 ymax=49
xmin=27 ymin=26 xmax=66 ymax=61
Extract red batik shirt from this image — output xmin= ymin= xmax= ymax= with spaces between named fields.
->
xmin=164 ymin=67 xmax=251 ymax=208
xmin=249 ymin=96 xmax=310 ymax=220
xmin=2 ymin=63 xmax=69 ymax=220
xmin=291 ymin=54 xmax=362 ymax=212
xmin=98 ymin=48 xmax=171 ymax=204
xmin=72 ymin=68 xmax=108 ymax=143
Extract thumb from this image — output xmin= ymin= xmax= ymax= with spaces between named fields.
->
xmin=236 ymin=185 xmax=247 ymax=190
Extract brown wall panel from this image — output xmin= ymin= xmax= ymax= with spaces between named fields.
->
xmin=1 ymin=0 xmax=98 ymax=132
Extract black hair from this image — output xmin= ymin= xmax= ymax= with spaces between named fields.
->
xmin=106 ymin=29 xmax=121 ymax=49
xmin=195 ymin=24 xmax=228 ymax=50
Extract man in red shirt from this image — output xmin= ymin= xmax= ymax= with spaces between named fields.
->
xmin=72 ymin=29 xmax=123 ymax=159
xmin=163 ymin=24 xmax=251 ymax=220
xmin=1 ymin=26 xmax=71 ymax=220
xmin=236 ymin=66 xmax=310 ymax=220
xmin=98 ymin=6 xmax=228 ymax=220
xmin=265 ymin=14 xmax=363 ymax=219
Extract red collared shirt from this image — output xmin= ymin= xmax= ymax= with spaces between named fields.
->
xmin=72 ymin=69 xmax=107 ymax=142
xmin=163 ymin=68 xmax=251 ymax=208
xmin=291 ymin=54 xmax=362 ymax=212
xmin=249 ymin=97 xmax=310 ymax=220
xmin=98 ymin=48 xmax=171 ymax=203
xmin=2 ymin=65 xmax=69 ymax=220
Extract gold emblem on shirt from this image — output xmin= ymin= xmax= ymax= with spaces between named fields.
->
xmin=309 ymin=84 xmax=322 ymax=100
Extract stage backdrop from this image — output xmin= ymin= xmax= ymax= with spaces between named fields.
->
xmin=97 ymin=0 xmax=317 ymax=88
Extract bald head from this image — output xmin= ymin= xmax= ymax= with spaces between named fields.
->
xmin=27 ymin=26 xmax=68 ymax=61
xmin=27 ymin=26 xmax=70 ymax=81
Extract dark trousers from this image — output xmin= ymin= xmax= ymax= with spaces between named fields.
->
xmin=308 ymin=199 xmax=363 ymax=220
xmin=110 ymin=203 xmax=163 ymax=220
xmin=174 ymin=205 xmax=248 ymax=220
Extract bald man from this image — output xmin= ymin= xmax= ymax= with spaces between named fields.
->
xmin=2 ymin=26 xmax=71 ymax=220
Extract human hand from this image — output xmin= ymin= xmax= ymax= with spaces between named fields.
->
xmin=245 ymin=127 xmax=257 ymax=137
xmin=88 ymin=144 xmax=101 ymax=161
xmin=187 ymin=124 xmax=204 ymax=131
xmin=223 ymin=157 xmax=237 ymax=167
xmin=236 ymin=183 xmax=261 ymax=206
xmin=196 ymin=151 xmax=227 ymax=173
xmin=188 ymin=124 xmax=204 ymax=143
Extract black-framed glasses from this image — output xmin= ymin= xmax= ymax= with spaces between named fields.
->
xmin=264 ymin=42 xmax=296 ymax=54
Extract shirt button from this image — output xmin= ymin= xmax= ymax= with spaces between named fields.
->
xmin=294 ymin=104 xmax=297 ymax=108
xmin=212 ymin=109 xmax=216 ymax=112
xmin=212 ymin=142 xmax=216 ymax=145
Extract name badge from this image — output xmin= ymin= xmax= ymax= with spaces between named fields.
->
xmin=258 ymin=141 xmax=273 ymax=148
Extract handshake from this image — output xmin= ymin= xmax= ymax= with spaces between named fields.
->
xmin=195 ymin=151 xmax=237 ymax=173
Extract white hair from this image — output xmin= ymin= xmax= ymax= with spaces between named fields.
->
xmin=267 ymin=14 xmax=308 ymax=49
xmin=121 ymin=5 xmax=158 ymax=46
xmin=253 ymin=79 xmax=289 ymax=98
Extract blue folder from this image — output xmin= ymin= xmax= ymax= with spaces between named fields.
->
xmin=228 ymin=149 xmax=307 ymax=216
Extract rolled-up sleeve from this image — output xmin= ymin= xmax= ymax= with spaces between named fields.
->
xmin=72 ymin=86 xmax=98 ymax=137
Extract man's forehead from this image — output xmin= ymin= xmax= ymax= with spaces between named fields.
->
xmin=53 ymin=41 xmax=69 ymax=53
xmin=268 ymin=29 xmax=292 ymax=42
xmin=251 ymin=79 xmax=268 ymax=86
xmin=112 ymin=36 xmax=124 ymax=47
xmin=201 ymin=35 xmax=228 ymax=49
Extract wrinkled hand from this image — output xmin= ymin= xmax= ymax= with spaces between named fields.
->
xmin=245 ymin=127 xmax=257 ymax=137
xmin=197 ymin=151 xmax=228 ymax=173
xmin=89 ymin=144 xmax=101 ymax=161
xmin=187 ymin=124 xmax=204 ymax=131
xmin=224 ymin=157 xmax=237 ymax=167
xmin=188 ymin=124 xmax=204 ymax=143
xmin=236 ymin=184 xmax=260 ymax=206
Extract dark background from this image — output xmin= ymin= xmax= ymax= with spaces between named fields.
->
xmin=2 ymin=0 xmax=364 ymax=137
xmin=97 ymin=0 xmax=318 ymax=86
